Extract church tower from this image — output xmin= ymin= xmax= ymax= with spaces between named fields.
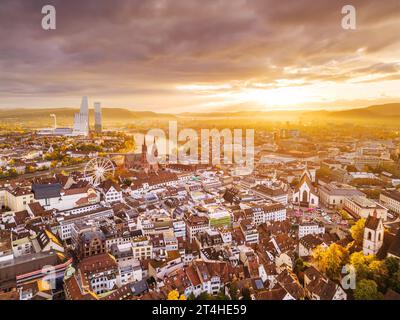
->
xmin=141 ymin=136 xmax=150 ymax=172
xmin=152 ymin=136 xmax=158 ymax=158
xmin=150 ymin=137 xmax=159 ymax=173
xmin=141 ymin=136 xmax=147 ymax=162
xmin=363 ymin=211 xmax=384 ymax=256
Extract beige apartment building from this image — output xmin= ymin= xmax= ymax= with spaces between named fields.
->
xmin=380 ymin=191 xmax=400 ymax=214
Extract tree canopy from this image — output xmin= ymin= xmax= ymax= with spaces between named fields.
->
xmin=350 ymin=218 xmax=366 ymax=245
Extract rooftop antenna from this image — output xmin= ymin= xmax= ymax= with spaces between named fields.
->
xmin=50 ymin=114 xmax=57 ymax=129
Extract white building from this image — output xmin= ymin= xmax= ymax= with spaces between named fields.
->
xmin=173 ymin=220 xmax=186 ymax=239
xmin=298 ymin=222 xmax=325 ymax=238
xmin=100 ymin=180 xmax=122 ymax=204
xmin=73 ymin=96 xmax=89 ymax=136
xmin=344 ymin=196 xmax=388 ymax=221
xmin=185 ymin=215 xmax=210 ymax=243
xmin=240 ymin=219 xmax=259 ymax=244
xmin=252 ymin=185 xmax=289 ymax=205
xmin=57 ymin=207 xmax=114 ymax=240
xmin=380 ymin=191 xmax=400 ymax=215
xmin=292 ymin=170 xmax=319 ymax=207
xmin=319 ymin=182 xmax=365 ymax=209
xmin=78 ymin=253 xmax=118 ymax=295
xmin=31 ymin=184 xmax=100 ymax=211
xmin=245 ymin=203 xmax=286 ymax=226
xmin=3 ymin=187 xmax=34 ymax=212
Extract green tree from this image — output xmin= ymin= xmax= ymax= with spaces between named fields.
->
xmin=215 ymin=290 xmax=230 ymax=300
xmin=229 ymin=283 xmax=239 ymax=300
xmin=354 ymin=279 xmax=383 ymax=300
xmin=241 ymin=287 xmax=251 ymax=300
xmin=369 ymin=260 xmax=389 ymax=292
xmin=196 ymin=292 xmax=213 ymax=300
xmin=387 ymin=269 xmax=400 ymax=293
xmin=187 ymin=292 xmax=196 ymax=300
xmin=349 ymin=251 xmax=375 ymax=280
xmin=384 ymin=257 xmax=400 ymax=275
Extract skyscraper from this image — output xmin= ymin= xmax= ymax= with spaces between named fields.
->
xmin=73 ymin=96 xmax=89 ymax=136
xmin=80 ymin=96 xmax=89 ymax=118
xmin=94 ymin=102 xmax=102 ymax=134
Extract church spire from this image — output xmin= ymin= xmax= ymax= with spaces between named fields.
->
xmin=152 ymin=136 xmax=158 ymax=158
xmin=141 ymin=135 xmax=148 ymax=158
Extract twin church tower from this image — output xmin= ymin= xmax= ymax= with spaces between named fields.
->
xmin=73 ymin=96 xmax=102 ymax=136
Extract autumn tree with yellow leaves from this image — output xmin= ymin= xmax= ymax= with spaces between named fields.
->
xmin=167 ymin=289 xmax=187 ymax=300
xmin=350 ymin=218 xmax=366 ymax=245
xmin=312 ymin=243 xmax=349 ymax=280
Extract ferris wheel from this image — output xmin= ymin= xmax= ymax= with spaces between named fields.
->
xmin=84 ymin=157 xmax=115 ymax=186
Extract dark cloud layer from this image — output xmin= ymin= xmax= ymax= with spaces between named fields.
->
xmin=0 ymin=0 xmax=399 ymax=111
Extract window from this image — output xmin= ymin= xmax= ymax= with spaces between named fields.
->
xmin=368 ymin=232 xmax=372 ymax=241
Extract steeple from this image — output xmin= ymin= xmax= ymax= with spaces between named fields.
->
xmin=141 ymin=135 xmax=148 ymax=168
xmin=152 ymin=136 xmax=158 ymax=158
xmin=142 ymin=135 xmax=147 ymax=153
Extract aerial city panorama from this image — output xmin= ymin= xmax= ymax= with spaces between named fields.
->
xmin=0 ymin=0 xmax=400 ymax=304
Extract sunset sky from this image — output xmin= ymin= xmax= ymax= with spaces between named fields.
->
xmin=1 ymin=0 xmax=400 ymax=113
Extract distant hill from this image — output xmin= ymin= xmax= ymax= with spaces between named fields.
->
xmin=1 ymin=103 xmax=399 ymax=126
xmin=0 ymin=108 xmax=176 ymax=128
xmin=0 ymin=108 xmax=175 ymax=119
xmin=295 ymin=103 xmax=400 ymax=126
xmin=179 ymin=103 xmax=400 ymax=119
xmin=362 ymin=103 xmax=400 ymax=116
xmin=309 ymin=103 xmax=400 ymax=119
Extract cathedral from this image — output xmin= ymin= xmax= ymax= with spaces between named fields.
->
xmin=124 ymin=136 xmax=159 ymax=173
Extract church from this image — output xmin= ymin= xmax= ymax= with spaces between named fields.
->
xmin=363 ymin=212 xmax=384 ymax=256
xmin=292 ymin=168 xmax=319 ymax=207
xmin=124 ymin=136 xmax=159 ymax=173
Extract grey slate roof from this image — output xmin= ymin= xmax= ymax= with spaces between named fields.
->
xmin=32 ymin=183 xmax=62 ymax=200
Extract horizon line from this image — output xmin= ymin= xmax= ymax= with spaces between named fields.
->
xmin=1 ymin=101 xmax=399 ymax=115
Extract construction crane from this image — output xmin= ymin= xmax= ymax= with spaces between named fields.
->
xmin=50 ymin=114 xmax=57 ymax=129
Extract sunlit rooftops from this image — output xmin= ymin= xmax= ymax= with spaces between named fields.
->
xmin=349 ymin=196 xmax=382 ymax=208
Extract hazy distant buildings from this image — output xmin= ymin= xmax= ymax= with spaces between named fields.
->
xmin=37 ymin=96 xmax=101 ymax=136
xmin=37 ymin=127 xmax=73 ymax=136
xmin=73 ymin=96 xmax=90 ymax=136
xmin=94 ymin=102 xmax=102 ymax=134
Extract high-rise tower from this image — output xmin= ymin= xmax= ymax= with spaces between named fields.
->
xmin=94 ymin=102 xmax=102 ymax=133
xmin=80 ymin=96 xmax=89 ymax=117
xmin=73 ymin=96 xmax=89 ymax=136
